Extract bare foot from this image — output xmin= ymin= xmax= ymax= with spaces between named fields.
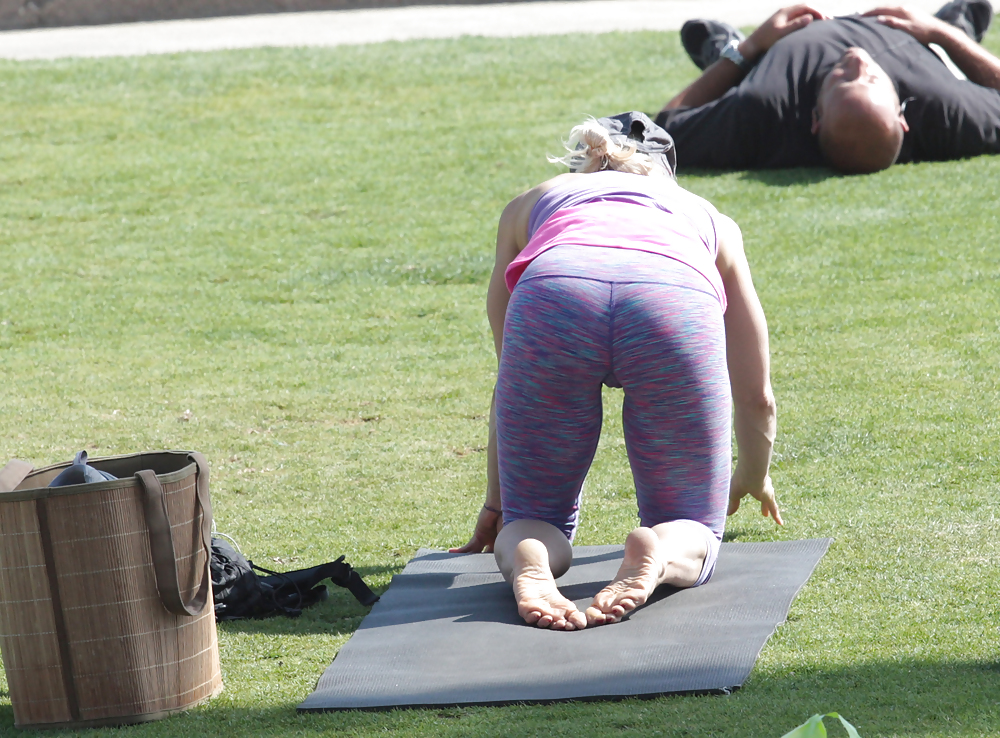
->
xmin=512 ymin=540 xmax=587 ymax=631
xmin=586 ymin=527 xmax=664 ymax=626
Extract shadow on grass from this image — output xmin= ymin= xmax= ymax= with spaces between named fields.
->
xmin=0 ymin=659 xmax=996 ymax=735
xmin=679 ymin=166 xmax=838 ymax=187
xmin=722 ymin=528 xmax=746 ymax=542
xmin=212 ymin=657 xmax=1000 ymax=736
xmin=738 ymin=168 xmax=839 ymax=187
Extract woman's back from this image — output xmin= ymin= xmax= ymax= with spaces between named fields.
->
xmin=526 ymin=170 xmax=717 ymax=243
xmin=507 ymin=171 xmax=725 ymax=308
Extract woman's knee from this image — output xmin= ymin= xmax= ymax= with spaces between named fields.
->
xmin=495 ymin=519 xmax=574 ymax=582
xmin=650 ymin=519 xmax=720 ymax=587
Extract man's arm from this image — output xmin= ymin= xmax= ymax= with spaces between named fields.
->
xmin=662 ymin=4 xmax=830 ymax=111
xmin=864 ymin=5 xmax=1000 ymax=90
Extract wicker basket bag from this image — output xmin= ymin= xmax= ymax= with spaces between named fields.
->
xmin=0 ymin=451 xmax=223 ymax=729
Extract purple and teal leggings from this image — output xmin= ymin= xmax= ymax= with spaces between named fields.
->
xmin=495 ymin=244 xmax=731 ymax=586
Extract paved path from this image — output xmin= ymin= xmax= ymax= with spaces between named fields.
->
xmin=0 ymin=0 xmax=945 ymax=60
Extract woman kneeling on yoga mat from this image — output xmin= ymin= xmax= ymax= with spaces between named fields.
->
xmin=451 ymin=112 xmax=781 ymax=630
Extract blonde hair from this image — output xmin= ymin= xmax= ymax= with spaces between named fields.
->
xmin=548 ymin=118 xmax=663 ymax=176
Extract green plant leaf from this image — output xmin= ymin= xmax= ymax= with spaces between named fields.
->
xmin=780 ymin=713 xmax=862 ymax=738
xmin=831 ymin=713 xmax=863 ymax=738
xmin=780 ymin=714 xmax=828 ymax=738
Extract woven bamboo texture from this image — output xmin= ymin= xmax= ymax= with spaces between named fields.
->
xmin=0 ymin=452 xmax=222 ymax=729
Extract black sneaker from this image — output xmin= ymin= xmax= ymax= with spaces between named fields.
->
xmin=680 ymin=19 xmax=747 ymax=70
xmin=934 ymin=0 xmax=993 ymax=42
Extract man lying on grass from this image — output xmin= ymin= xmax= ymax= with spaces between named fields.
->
xmin=451 ymin=113 xmax=781 ymax=630
xmin=655 ymin=1 xmax=1000 ymax=173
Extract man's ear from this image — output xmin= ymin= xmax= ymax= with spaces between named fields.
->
xmin=811 ymin=107 xmax=821 ymax=135
xmin=897 ymin=113 xmax=910 ymax=132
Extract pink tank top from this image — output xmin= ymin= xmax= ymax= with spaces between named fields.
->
xmin=505 ymin=171 xmax=726 ymax=310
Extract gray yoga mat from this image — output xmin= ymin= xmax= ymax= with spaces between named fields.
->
xmin=299 ymin=538 xmax=832 ymax=711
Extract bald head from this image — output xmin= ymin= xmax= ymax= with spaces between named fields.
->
xmin=812 ymin=47 xmax=909 ymax=174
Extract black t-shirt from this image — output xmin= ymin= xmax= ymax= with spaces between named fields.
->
xmin=654 ymin=16 xmax=1000 ymax=169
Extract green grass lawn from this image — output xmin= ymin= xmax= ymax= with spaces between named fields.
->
xmin=1 ymin=27 xmax=999 ymax=738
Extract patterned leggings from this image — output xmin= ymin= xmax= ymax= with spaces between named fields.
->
xmin=496 ymin=245 xmax=731 ymax=585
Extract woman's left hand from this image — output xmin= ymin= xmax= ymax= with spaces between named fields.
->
xmin=728 ymin=468 xmax=783 ymax=525
xmin=449 ymin=506 xmax=504 ymax=553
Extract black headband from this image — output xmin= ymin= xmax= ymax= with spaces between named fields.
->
xmin=595 ymin=111 xmax=677 ymax=178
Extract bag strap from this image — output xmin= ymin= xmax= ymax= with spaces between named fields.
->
xmin=323 ymin=556 xmax=380 ymax=607
xmin=0 ymin=460 xmax=33 ymax=493
xmin=136 ymin=452 xmax=213 ymax=617
xmin=256 ymin=556 xmax=380 ymax=607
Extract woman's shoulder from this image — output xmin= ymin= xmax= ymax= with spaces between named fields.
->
xmin=500 ymin=174 xmax=587 ymax=249
xmin=653 ymin=178 xmax=720 ymax=217
xmin=531 ymin=172 xmax=588 ymax=195
xmin=509 ymin=173 xmax=584 ymax=211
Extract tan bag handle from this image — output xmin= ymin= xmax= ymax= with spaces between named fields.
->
xmin=136 ymin=452 xmax=214 ymax=617
xmin=0 ymin=459 xmax=34 ymax=493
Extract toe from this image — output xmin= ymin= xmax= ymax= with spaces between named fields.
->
xmin=568 ymin=610 xmax=588 ymax=630
xmin=590 ymin=590 xmax=615 ymax=613
xmin=586 ymin=606 xmax=619 ymax=626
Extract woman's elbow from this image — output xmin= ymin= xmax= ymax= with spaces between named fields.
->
xmin=734 ymin=387 xmax=776 ymax=418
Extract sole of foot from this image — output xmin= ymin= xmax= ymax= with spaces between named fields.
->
xmin=585 ymin=527 xmax=663 ymax=626
xmin=512 ymin=541 xmax=587 ymax=630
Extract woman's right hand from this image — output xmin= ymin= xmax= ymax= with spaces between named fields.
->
xmin=728 ymin=466 xmax=783 ymax=525
xmin=449 ymin=506 xmax=504 ymax=553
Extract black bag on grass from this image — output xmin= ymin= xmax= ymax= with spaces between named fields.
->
xmin=210 ymin=537 xmax=379 ymax=621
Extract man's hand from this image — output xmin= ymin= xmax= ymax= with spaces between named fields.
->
xmin=449 ymin=506 xmax=503 ymax=553
xmin=662 ymin=2 xmax=829 ymax=110
xmin=861 ymin=5 xmax=950 ymax=45
xmin=865 ymin=4 xmax=1000 ymax=89
xmin=742 ymin=4 xmax=831 ymax=62
xmin=728 ymin=466 xmax=784 ymax=525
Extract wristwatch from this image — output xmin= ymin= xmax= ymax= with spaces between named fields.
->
xmin=719 ymin=39 xmax=752 ymax=72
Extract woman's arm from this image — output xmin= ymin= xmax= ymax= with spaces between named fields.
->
xmin=451 ymin=175 xmax=575 ymax=553
xmin=449 ymin=203 xmax=519 ymax=553
xmin=715 ymin=214 xmax=782 ymax=525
